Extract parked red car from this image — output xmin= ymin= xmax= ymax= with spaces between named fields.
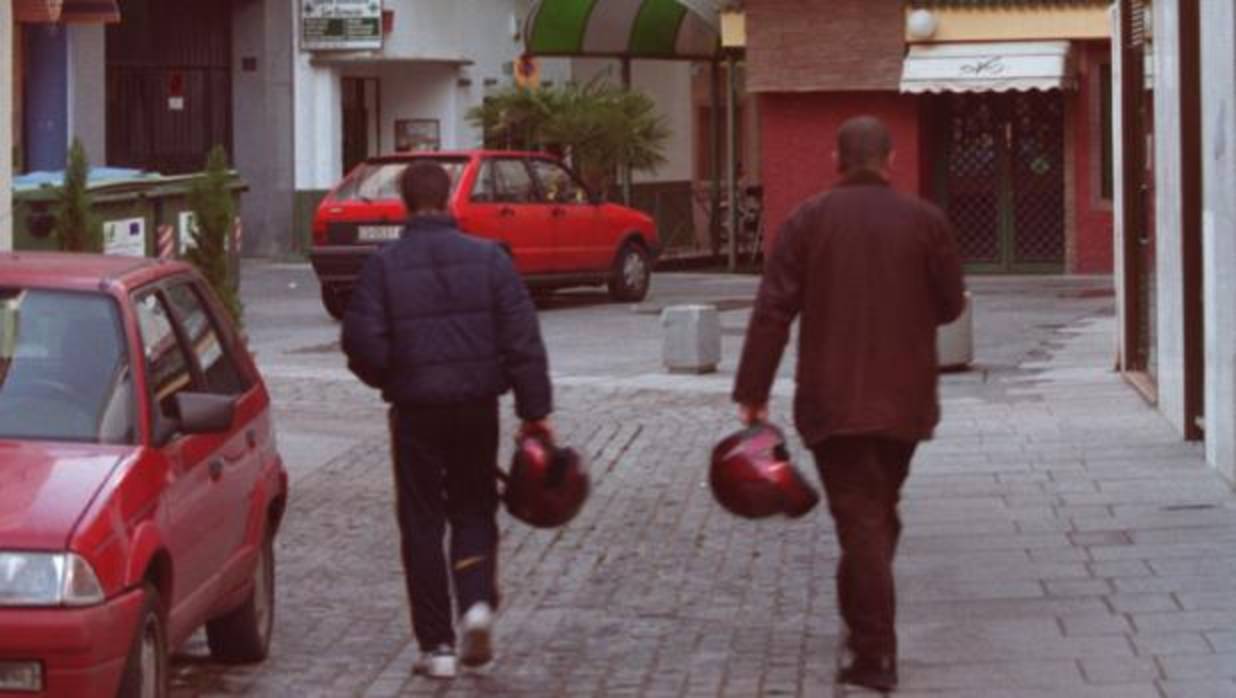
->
xmin=309 ymin=150 xmax=660 ymax=319
xmin=0 ymin=253 xmax=287 ymax=698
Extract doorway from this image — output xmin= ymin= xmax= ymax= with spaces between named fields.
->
xmin=931 ymin=91 xmax=1067 ymax=272
xmin=341 ymin=77 xmax=380 ymax=176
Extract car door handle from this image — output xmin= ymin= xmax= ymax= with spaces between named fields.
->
xmin=551 ymin=207 xmax=566 ymax=218
xmin=246 ymin=428 xmax=258 ymax=450
xmin=208 ymin=459 xmax=224 ymax=481
xmin=499 ymin=207 xmax=516 ymax=217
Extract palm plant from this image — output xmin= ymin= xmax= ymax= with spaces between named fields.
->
xmin=467 ymin=79 xmax=669 ymax=196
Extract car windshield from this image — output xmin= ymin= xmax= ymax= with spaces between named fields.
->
xmin=0 ymin=289 xmax=134 ymax=444
xmin=333 ymin=158 xmax=469 ymax=202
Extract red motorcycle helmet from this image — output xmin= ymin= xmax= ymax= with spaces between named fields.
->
xmin=502 ymin=433 xmax=589 ymax=528
xmin=710 ymin=423 xmax=820 ymax=519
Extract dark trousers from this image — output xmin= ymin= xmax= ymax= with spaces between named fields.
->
xmin=811 ymin=436 xmax=916 ymax=661
xmin=390 ymin=401 xmax=501 ymax=651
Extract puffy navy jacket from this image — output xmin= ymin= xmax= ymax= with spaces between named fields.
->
xmin=341 ymin=214 xmax=552 ymax=420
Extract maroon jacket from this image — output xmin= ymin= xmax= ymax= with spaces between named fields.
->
xmin=733 ymin=171 xmax=965 ymax=445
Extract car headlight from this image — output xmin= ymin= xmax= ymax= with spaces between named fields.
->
xmin=0 ymin=552 xmax=105 ymax=607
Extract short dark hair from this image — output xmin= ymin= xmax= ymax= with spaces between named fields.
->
xmin=400 ymin=160 xmax=451 ymax=213
xmin=837 ymin=116 xmax=893 ymax=174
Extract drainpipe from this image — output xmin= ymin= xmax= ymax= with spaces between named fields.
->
xmin=725 ymin=51 xmax=738 ymax=272
xmin=620 ymin=56 xmax=633 ymax=206
xmin=0 ymin=3 xmax=12 ymax=251
xmin=709 ymin=59 xmax=722 ymax=258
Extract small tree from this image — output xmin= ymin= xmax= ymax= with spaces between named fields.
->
xmin=53 ymin=139 xmax=103 ymax=252
xmin=186 ymin=146 xmax=243 ymax=324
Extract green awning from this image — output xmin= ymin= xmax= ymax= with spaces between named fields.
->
xmin=524 ymin=0 xmax=720 ymax=60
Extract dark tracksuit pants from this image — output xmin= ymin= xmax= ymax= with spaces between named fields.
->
xmin=811 ymin=436 xmax=917 ymax=662
xmin=390 ymin=400 xmax=501 ymax=651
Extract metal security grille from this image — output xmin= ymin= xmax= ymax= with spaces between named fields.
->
xmin=1010 ymin=93 xmax=1066 ymax=263
xmin=940 ymin=91 xmax=1066 ymax=271
xmin=106 ymin=0 xmax=233 ymax=174
xmin=944 ymin=94 xmax=1002 ymax=264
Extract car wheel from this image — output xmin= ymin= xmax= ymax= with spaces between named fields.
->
xmin=205 ymin=535 xmax=275 ymax=664
xmin=608 ymin=243 xmax=651 ymax=302
xmin=117 ymin=583 xmax=168 ymax=698
xmin=320 ymin=285 xmax=347 ymax=321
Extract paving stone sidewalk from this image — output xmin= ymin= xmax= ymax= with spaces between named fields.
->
xmin=171 ymin=276 xmax=1236 ymax=698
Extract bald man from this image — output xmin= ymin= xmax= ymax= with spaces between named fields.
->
xmin=733 ymin=116 xmax=965 ymax=692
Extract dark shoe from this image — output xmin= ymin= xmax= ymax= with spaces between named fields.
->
xmin=837 ymin=655 xmax=897 ymax=692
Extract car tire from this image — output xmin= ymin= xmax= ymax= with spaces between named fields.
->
xmin=321 ymin=285 xmax=347 ymax=321
xmin=607 ymin=242 xmax=651 ymax=303
xmin=117 ymin=583 xmax=168 ymax=698
xmin=205 ymin=535 xmax=275 ymax=664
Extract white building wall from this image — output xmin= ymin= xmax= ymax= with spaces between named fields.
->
xmin=1151 ymin=0 xmax=1187 ymax=434
xmin=66 ymin=24 xmax=105 ymax=163
xmin=293 ymin=54 xmax=343 ymax=191
xmin=1200 ymin=0 xmax=1236 ymax=481
xmin=1 ymin=7 xmax=12 ymax=250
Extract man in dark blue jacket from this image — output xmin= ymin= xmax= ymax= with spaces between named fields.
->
xmin=342 ymin=160 xmax=552 ymax=679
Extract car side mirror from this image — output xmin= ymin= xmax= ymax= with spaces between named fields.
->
xmin=588 ymin=191 xmax=604 ymax=206
xmin=172 ymin=392 xmax=236 ymax=435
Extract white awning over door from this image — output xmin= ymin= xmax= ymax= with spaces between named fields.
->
xmin=900 ymin=41 xmax=1077 ymax=94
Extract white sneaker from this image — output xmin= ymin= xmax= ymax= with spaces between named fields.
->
xmin=413 ymin=645 xmax=457 ymax=679
xmin=459 ymin=602 xmax=494 ymax=668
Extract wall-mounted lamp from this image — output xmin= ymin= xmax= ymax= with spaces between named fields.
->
xmin=907 ymin=9 xmax=938 ymax=41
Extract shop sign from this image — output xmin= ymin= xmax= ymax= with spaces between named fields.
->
xmin=302 ymin=0 xmax=383 ymax=51
xmin=104 ymin=218 xmax=147 ymax=257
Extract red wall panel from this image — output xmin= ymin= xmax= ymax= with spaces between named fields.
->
xmin=1072 ymin=41 xmax=1116 ymax=274
xmin=758 ymin=92 xmax=921 ymax=254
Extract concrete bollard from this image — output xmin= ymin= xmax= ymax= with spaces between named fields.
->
xmin=661 ymin=304 xmax=721 ymax=374
xmin=937 ymin=291 xmax=974 ymax=371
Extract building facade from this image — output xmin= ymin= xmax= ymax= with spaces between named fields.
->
xmin=291 ymin=0 xmax=574 ymax=247
xmin=1113 ymin=0 xmax=1236 ymax=483
xmin=744 ymin=0 xmax=1114 ymax=275
xmin=12 ymin=0 xmax=296 ymax=256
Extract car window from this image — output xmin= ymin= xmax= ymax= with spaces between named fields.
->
xmin=333 ymin=159 xmax=468 ymax=202
xmin=134 ymin=291 xmax=194 ymax=420
xmin=492 ymin=159 xmax=536 ymax=204
xmin=164 ymin=282 xmax=249 ymax=396
xmin=471 ymin=160 xmax=498 ymax=203
xmin=530 ymin=160 xmax=588 ymax=204
xmin=0 ymin=289 xmax=134 ymax=444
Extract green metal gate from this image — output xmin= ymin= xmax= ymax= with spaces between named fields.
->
xmin=937 ymin=91 xmax=1066 ymax=272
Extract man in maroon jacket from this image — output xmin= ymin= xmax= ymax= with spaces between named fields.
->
xmin=733 ymin=116 xmax=965 ymax=692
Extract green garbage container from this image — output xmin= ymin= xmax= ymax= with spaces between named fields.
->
xmin=11 ymin=170 xmax=247 ymax=279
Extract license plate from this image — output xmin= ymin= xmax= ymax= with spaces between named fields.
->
xmin=0 ymin=661 xmax=42 ymax=691
xmin=357 ymin=225 xmax=402 ymax=242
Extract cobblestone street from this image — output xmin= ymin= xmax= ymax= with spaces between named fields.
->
xmin=168 ymin=266 xmax=1236 ymax=697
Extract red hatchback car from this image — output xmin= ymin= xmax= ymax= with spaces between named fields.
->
xmin=309 ymin=150 xmax=660 ymax=318
xmin=0 ymin=253 xmax=287 ymax=698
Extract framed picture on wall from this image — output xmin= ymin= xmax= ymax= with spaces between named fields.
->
xmin=395 ymin=119 xmax=441 ymax=152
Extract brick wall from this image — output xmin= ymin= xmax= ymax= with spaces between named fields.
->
xmin=758 ymin=91 xmax=922 ymax=254
xmin=745 ymin=0 xmax=905 ymax=93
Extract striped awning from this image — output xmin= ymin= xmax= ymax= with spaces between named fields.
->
xmin=524 ymin=0 xmax=720 ymax=60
